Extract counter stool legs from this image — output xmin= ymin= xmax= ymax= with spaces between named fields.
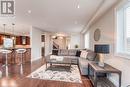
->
xmin=20 ymin=53 xmax=23 ymax=65
xmin=20 ymin=64 xmax=23 ymax=75
xmin=5 ymin=66 xmax=8 ymax=77
xmin=19 ymin=52 xmax=25 ymax=75
xmin=16 ymin=49 xmax=26 ymax=75
xmin=5 ymin=53 xmax=9 ymax=77
xmin=5 ymin=53 xmax=8 ymax=66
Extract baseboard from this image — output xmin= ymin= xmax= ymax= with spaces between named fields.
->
xmin=31 ymin=57 xmax=42 ymax=62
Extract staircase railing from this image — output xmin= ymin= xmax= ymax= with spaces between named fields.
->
xmin=53 ymin=41 xmax=59 ymax=49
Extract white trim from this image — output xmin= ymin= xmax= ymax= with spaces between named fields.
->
xmin=114 ymin=5 xmax=118 ymax=56
xmin=81 ymin=0 xmax=105 ymax=34
xmin=31 ymin=57 xmax=42 ymax=62
xmin=114 ymin=52 xmax=130 ymax=59
xmin=115 ymin=0 xmax=130 ymax=59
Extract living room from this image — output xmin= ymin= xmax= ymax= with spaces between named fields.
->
xmin=0 ymin=0 xmax=130 ymax=87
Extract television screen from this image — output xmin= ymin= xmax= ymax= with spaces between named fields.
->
xmin=4 ymin=38 xmax=13 ymax=48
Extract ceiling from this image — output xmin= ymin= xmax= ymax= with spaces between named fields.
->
xmin=0 ymin=0 xmax=118 ymax=35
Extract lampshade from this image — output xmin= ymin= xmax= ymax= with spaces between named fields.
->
xmin=94 ymin=44 xmax=109 ymax=54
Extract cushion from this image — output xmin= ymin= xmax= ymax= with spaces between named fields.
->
xmin=58 ymin=49 xmax=61 ymax=55
xmin=80 ymin=50 xmax=88 ymax=58
xmin=50 ymin=55 xmax=64 ymax=61
xmin=59 ymin=49 xmax=68 ymax=56
xmin=63 ymin=56 xmax=79 ymax=59
xmin=76 ymin=50 xmax=81 ymax=57
xmin=79 ymin=58 xmax=90 ymax=68
xmin=68 ymin=49 xmax=77 ymax=56
xmin=87 ymin=51 xmax=96 ymax=61
xmin=52 ymin=49 xmax=58 ymax=55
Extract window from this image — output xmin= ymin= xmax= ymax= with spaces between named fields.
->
xmin=116 ymin=2 xmax=130 ymax=58
xmin=125 ymin=7 xmax=130 ymax=52
xmin=85 ymin=32 xmax=90 ymax=49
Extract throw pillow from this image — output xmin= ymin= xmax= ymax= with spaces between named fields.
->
xmin=76 ymin=50 xmax=81 ymax=57
xmin=52 ymin=50 xmax=58 ymax=55
xmin=80 ymin=51 xmax=88 ymax=58
xmin=87 ymin=51 xmax=96 ymax=61
xmin=68 ymin=50 xmax=77 ymax=56
xmin=59 ymin=49 xmax=68 ymax=56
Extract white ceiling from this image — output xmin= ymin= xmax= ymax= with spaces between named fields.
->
xmin=0 ymin=0 xmax=118 ymax=35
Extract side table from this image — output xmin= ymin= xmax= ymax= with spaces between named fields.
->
xmin=88 ymin=62 xmax=122 ymax=87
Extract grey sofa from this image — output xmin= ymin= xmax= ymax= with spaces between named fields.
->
xmin=47 ymin=49 xmax=97 ymax=75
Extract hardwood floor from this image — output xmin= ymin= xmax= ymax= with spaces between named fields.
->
xmin=0 ymin=59 xmax=93 ymax=87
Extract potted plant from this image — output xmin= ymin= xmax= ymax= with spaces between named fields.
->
xmin=75 ymin=44 xmax=79 ymax=48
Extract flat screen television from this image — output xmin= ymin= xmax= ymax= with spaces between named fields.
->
xmin=3 ymin=38 xmax=13 ymax=48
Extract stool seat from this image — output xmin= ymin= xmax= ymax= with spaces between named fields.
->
xmin=0 ymin=49 xmax=12 ymax=54
xmin=16 ymin=49 xmax=26 ymax=54
xmin=0 ymin=49 xmax=12 ymax=77
xmin=16 ymin=49 xmax=26 ymax=65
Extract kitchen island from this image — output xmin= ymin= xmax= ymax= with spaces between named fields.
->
xmin=0 ymin=48 xmax=31 ymax=64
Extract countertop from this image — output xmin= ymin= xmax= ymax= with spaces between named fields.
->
xmin=0 ymin=45 xmax=31 ymax=50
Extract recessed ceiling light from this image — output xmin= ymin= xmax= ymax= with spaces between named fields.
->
xmin=77 ymin=5 xmax=80 ymax=9
xmin=75 ymin=21 xmax=78 ymax=24
xmin=28 ymin=10 xmax=31 ymax=13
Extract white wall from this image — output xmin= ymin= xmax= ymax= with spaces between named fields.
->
xmin=70 ymin=33 xmax=83 ymax=49
xmin=85 ymin=1 xmax=130 ymax=86
xmin=44 ymin=32 xmax=51 ymax=56
xmin=30 ymin=27 xmax=42 ymax=61
xmin=80 ymin=34 xmax=85 ymax=49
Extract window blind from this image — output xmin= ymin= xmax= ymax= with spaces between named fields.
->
xmin=126 ymin=7 xmax=130 ymax=52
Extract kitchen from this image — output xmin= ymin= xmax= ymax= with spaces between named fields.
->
xmin=0 ymin=33 xmax=31 ymax=65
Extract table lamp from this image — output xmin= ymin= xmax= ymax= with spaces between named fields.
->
xmin=94 ymin=44 xmax=109 ymax=67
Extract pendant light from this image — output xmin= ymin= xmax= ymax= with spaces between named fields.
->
xmin=3 ymin=24 xmax=6 ymax=40
xmin=12 ymin=23 xmax=15 ymax=40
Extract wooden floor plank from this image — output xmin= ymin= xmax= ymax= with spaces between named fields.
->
xmin=0 ymin=58 xmax=93 ymax=87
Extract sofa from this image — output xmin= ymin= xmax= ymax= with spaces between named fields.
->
xmin=46 ymin=49 xmax=98 ymax=75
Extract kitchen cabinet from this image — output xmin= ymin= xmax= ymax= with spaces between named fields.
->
xmin=26 ymin=36 xmax=30 ymax=45
xmin=0 ymin=35 xmax=3 ymax=45
xmin=16 ymin=36 xmax=30 ymax=45
xmin=16 ymin=36 xmax=22 ymax=45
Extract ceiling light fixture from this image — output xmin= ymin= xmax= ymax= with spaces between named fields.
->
xmin=3 ymin=24 xmax=6 ymax=40
xmin=75 ymin=0 xmax=80 ymax=9
xmin=77 ymin=5 xmax=80 ymax=9
xmin=28 ymin=10 xmax=31 ymax=14
xmin=12 ymin=23 xmax=15 ymax=40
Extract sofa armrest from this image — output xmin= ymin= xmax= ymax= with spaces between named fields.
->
xmin=45 ymin=55 xmax=51 ymax=62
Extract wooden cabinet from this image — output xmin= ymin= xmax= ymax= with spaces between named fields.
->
xmin=0 ymin=48 xmax=31 ymax=64
xmin=26 ymin=36 xmax=30 ymax=45
xmin=16 ymin=36 xmax=22 ymax=45
xmin=0 ymin=35 xmax=3 ymax=45
xmin=16 ymin=36 xmax=30 ymax=45
xmin=0 ymin=34 xmax=30 ymax=45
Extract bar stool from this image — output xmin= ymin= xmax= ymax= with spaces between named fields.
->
xmin=0 ymin=49 xmax=12 ymax=77
xmin=0 ymin=49 xmax=12 ymax=66
xmin=16 ymin=49 xmax=26 ymax=65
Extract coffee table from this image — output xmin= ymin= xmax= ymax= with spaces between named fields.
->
xmin=46 ymin=57 xmax=72 ymax=71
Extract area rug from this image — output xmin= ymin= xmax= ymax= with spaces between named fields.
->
xmin=27 ymin=64 xmax=82 ymax=83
